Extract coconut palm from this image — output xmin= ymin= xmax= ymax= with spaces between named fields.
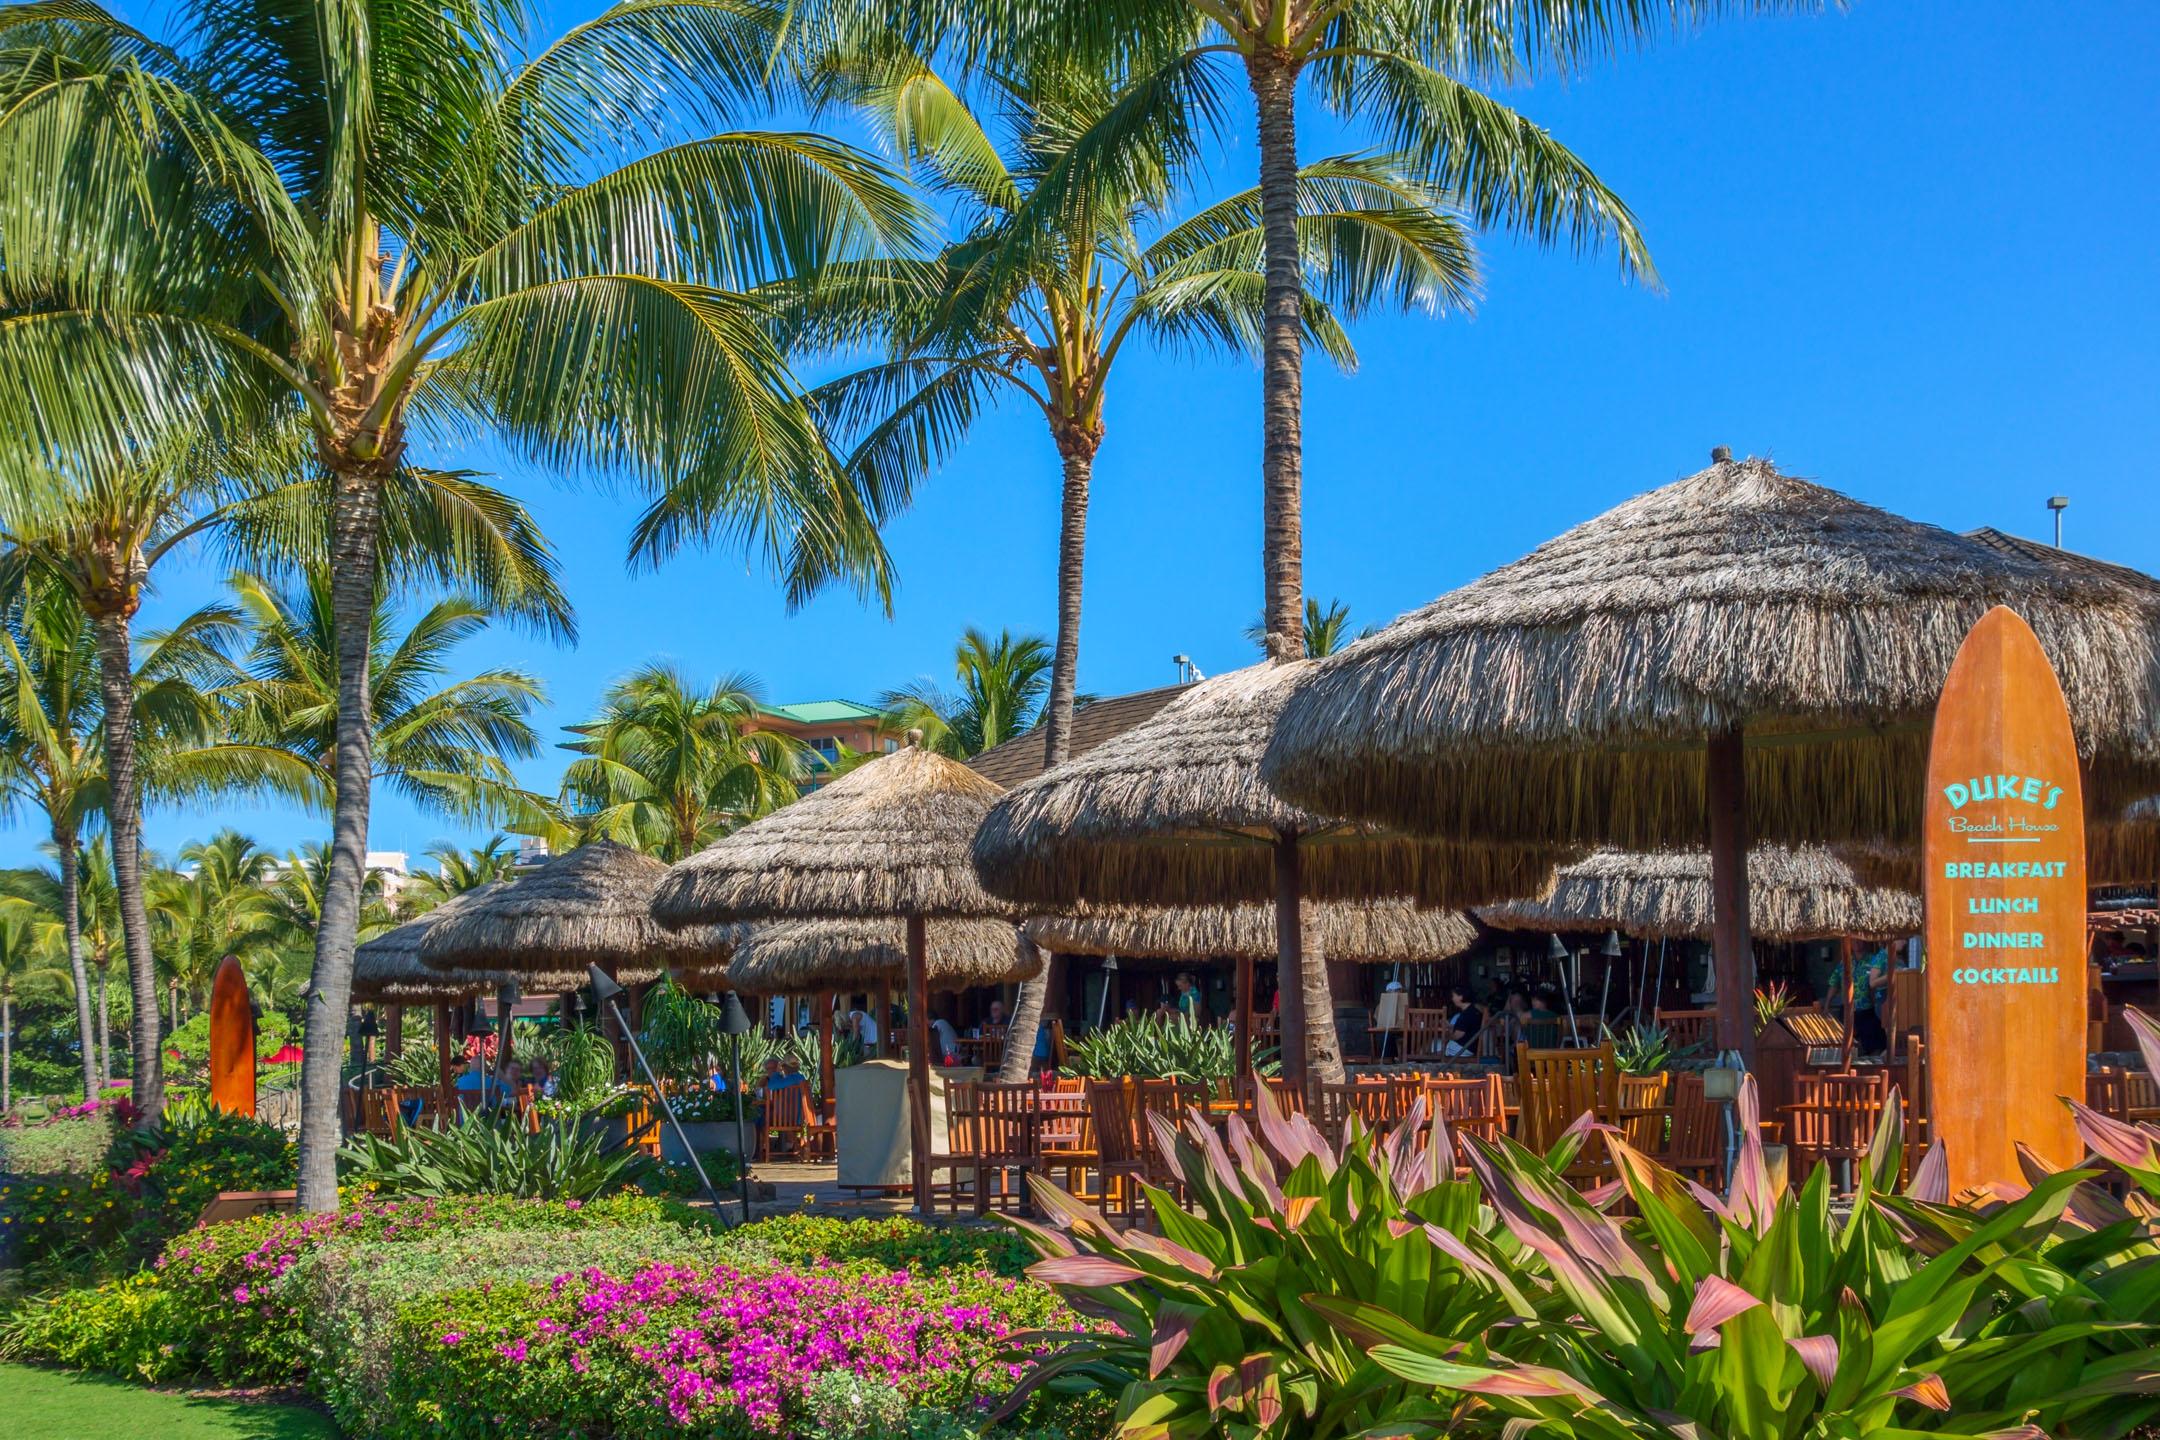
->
xmin=881 ymin=628 xmax=1055 ymax=758
xmin=786 ymin=43 xmax=1470 ymax=769
xmin=215 ymin=570 xmax=562 ymax=836
xmin=0 ymin=585 xmax=106 ymax=1100
xmin=0 ymin=0 xmax=924 ymax=1207
xmin=409 ymin=836 xmax=521 ymax=908
xmin=261 ymin=842 xmax=396 ymax=999
xmin=0 ymin=897 xmax=48 ymax=1109
xmin=149 ymin=831 xmax=284 ymax=1025
xmin=561 ymin=666 xmax=808 ymax=862
xmin=0 ymin=428 xmax=572 ymax=1126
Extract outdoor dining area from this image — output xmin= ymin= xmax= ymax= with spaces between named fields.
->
xmin=337 ymin=453 xmax=2160 ymax=1222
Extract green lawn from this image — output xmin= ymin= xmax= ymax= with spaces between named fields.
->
xmin=4 ymin=1362 xmax=341 ymax=1439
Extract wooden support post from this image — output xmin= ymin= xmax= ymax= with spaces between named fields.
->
xmin=1706 ymin=728 xmax=1757 ymax=1067
xmin=816 ymin=991 xmax=835 ymax=1104
xmin=875 ymin=978 xmax=892 ymax=1060
xmin=435 ymin=1001 xmax=453 ymax=1121
xmin=1838 ymin=937 xmax=1855 ymax=1069
xmin=1274 ymin=829 xmax=1307 ymax=1094
xmin=385 ymin=1005 xmax=404 ymax=1059
xmin=905 ymin=915 xmax=934 ymax=1216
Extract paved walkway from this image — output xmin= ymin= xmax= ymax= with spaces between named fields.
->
xmin=744 ymin=1161 xmax=913 ymax=1219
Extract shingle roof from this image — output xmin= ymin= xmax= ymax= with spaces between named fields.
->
xmin=965 ymin=682 xmax=1196 ymax=788
xmin=1964 ymin=527 xmax=2160 ymax=593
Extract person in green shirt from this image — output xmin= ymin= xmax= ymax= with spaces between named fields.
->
xmin=1173 ymin=973 xmax=1201 ymax=1024
xmin=1830 ymin=946 xmax=1892 ymax=1058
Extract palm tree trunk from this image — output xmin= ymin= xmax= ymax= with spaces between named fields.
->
xmin=297 ymin=467 xmax=386 ymax=1211
xmin=1299 ymin=919 xmax=1344 ymax=1087
xmin=91 ymin=609 xmax=163 ymax=1124
xmin=995 ymin=956 xmax=1050 ymax=1084
xmin=1247 ymin=49 xmax=1306 ymax=663
xmin=95 ymin=961 xmax=110 ymax=1087
xmin=1041 ymin=435 xmax=1094 ymax=769
xmin=55 ymin=825 xmax=96 ymax=1101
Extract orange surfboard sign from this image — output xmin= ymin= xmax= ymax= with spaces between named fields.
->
xmin=208 ymin=955 xmax=257 ymax=1119
xmin=1924 ymin=606 xmax=2086 ymax=1192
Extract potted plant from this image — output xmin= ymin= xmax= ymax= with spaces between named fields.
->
xmin=640 ymin=981 xmax=747 ymax=1162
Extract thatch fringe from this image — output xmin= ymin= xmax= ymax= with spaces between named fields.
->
xmin=351 ymin=883 xmax=646 ymax=1000
xmin=1264 ymin=456 xmax=2160 ymax=847
xmin=422 ymin=841 xmax=732 ymax=971
xmin=1026 ymin=901 xmax=1475 ymax=963
xmin=653 ymin=746 xmax=1016 ymax=925
xmin=726 ymin=919 xmax=1042 ymax=993
xmin=973 ymin=661 xmax=1571 ymax=907
xmin=1479 ymin=845 xmax=1920 ymax=941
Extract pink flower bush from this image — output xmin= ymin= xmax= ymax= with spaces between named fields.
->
xmin=387 ymin=1259 xmax=1075 ymax=1438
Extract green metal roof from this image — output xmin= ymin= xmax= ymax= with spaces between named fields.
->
xmin=758 ymin=699 xmax=881 ymax=725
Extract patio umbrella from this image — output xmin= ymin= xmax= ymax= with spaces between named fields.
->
xmin=1264 ymin=451 xmax=2160 ymax=1063
xmin=972 ymin=660 xmax=1567 ymax=1090
xmin=1478 ymin=845 xmax=1920 ymax=943
xmin=727 ymin=919 xmax=1043 ymax=994
xmin=263 ymin=1043 xmax=304 ymax=1066
xmin=1024 ymin=901 xmax=1476 ymax=1073
xmin=420 ymin=841 xmax=723 ymax=978
xmin=650 ymin=742 xmax=1018 ymax=1214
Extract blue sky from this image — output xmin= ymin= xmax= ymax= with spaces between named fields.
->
xmin=7 ymin=0 xmax=2156 ymax=869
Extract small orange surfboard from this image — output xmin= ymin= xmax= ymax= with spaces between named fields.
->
xmin=208 ymin=955 xmax=256 ymax=1119
xmin=1924 ymin=606 xmax=2086 ymax=1192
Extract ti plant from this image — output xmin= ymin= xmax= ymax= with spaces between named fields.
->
xmin=1368 ymin=1078 xmax=2159 ymax=1439
xmin=996 ymin=1091 xmax=1539 ymax=1438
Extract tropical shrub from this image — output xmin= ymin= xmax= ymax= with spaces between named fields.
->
xmin=716 ymin=1214 xmax=1034 ymax=1278
xmin=339 ymin=1108 xmax=654 ymax=1201
xmin=375 ymin=1259 xmax=1076 ymax=1439
xmin=5 ymin=1100 xmax=293 ymax=1276
xmin=164 ymin=1010 xmax=296 ymax=1073
xmin=523 ymin=1023 xmax=617 ymax=1105
xmin=1002 ymin=1093 xmax=1519 ymax=1437
xmin=1599 ymin=1021 xmax=1694 ymax=1075
xmin=0 ymin=1105 xmax=120 ymax=1177
xmin=648 ymin=1145 xmax=745 ymax=1198
xmin=380 ymin=1041 xmax=441 ymax=1089
xmin=1060 ymin=1014 xmax=1275 ymax=1085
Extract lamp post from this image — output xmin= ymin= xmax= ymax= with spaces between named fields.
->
xmin=2048 ymin=494 xmax=2069 ymax=548
xmin=586 ymin=963 xmax=730 ymax=1222
xmin=716 ymin=992 xmax=757 ymax=1222
xmin=1598 ymin=930 xmax=1623 ymax=1029
xmin=1546 ymin=933 xmax=1579 ymax=1043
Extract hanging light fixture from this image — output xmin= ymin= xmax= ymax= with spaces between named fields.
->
xmin=1601 ymin=930 xmax=1624 ymax=958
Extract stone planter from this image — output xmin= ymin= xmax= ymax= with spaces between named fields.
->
xmin=660 ymin=1118 xmax=745 ymax=1165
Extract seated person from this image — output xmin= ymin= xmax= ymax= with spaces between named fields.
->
xmin=1443 ymin=985 xmax=1484 ymax=1057
xmin=757 ymin=1059 xmax=811 ymax=1150
xmin=452 ymin=1051 xmax=506 ymax=1109
xmin=495 ymin=1059 xmax=524 ymax=1110
xmin=1526 ymin=986 xmax=1563 ymax=1050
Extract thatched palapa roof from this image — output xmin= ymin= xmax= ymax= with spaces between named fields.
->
xmin=972 ymin=660 xmax=1568 ymax=908
xmin=726 ymin=919 xmax=1043 ymax=993
xmin=352 ymin=883 xmax=521 ymax=1002
xmin=1026 ymin=901 xmax=1476 ymax=963
xmin=968 ymin=683 xmax=1195 ymax=788
xmin=652 ymin=744 xmax=1017 ymax=925
xmin=1264 ymin=455 xmax=2160 ymax=849
xmin=1479 ymin=846 xmax=1920 ymax=942
xmin=421 ymin=841 xmax=726 ymax=973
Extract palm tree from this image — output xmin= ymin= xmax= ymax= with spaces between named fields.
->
xmin=789 ymin=44 xmax=1470 ymax=769
xmin=0 ymin=897 xmax=46 ymax=1109
xmin=0 ymin=0 xmax=924 ymax=1208
xmin=149 ymin=831 xmax=283 ymax=1024
xmin=215 ymin=571 xmax=562 ymax=837
xmin=409 ymin=837 xmax=521 ymax=908
xmin=0 ymin=585 xmax=106 ymax=1100
xmin=0 ymin=433 xmax=573 ymax=1126
xmin=909 ymin=2 xmax=1682 ymax=662
xmin=1244 ymin=596 xmax=1373 ymax=658
xmin=561 ymin=667 xmax=808 ymax=862
xmin=881 ymin=629 xmax=1055 ymax=758
xmin=261 ymin=843 xmax=395 ymax=1004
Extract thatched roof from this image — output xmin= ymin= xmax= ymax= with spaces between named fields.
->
xmin=421 ymin=841 xmax=731 ymax=972
xmin=1479 ymin=846 xmax=1920 ymax=942
xmin=1026 ymin=901 xmax=1476 ymax=963
xmin=651 ymin=744 xmax=1017 ymax=926
xmin=968 ymin=683 xmax=1194 ymax=788
xmin=726 ymin=919 xmax=1043 ymax=993
xmin=972 ymin=661 xmax=1569 ymax=908
xmin=1264 ymin=455 xmax=2160 ymax=848
xmin=352 ymin=885 xmax=516 ymax=1002
xmin=1836 ymin=796 xmax=2160 ymax=890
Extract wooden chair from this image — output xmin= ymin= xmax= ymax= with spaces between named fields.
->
xmin=1785 ymin=1071 xmax=1891 ymax=1196
xmin=1617 ymin=1071 xmax=1671 ymax=1155
xmin=359 ymin=1088 xmax=402 ymax=1140
xmin=1234 ymin=1074 xmax=1306 ymax=1115
xmin=1086 ymin=1080 xmax=1148 ymax=1221
xmin=1662 ymin=1071 xmax=1724 ymax=1185
xmin=758 ymin=1080 xmax=819 ymax=1161
xmin=1421 ymin=1073 xmax=1505 ymax=1166
xmin=1317 ymin=1080 xmax=1407 ymax=1145
xmin=1133 ymin=1080 xmax=1207 ymax=1189
xmin=959 ymin=1082 xmax=1042 ymax=1216
xmin=1517 ymin=1043 xmax=1620 ymax=1185
xmin=1036 ymin=1088 xmax=1099 ymax=1202
xmin=1655 ymin=1009 xmax=1717 ymax=1055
